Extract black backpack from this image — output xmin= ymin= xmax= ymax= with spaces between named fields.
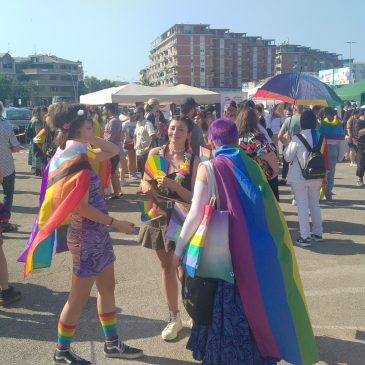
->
xmin=296 ymin=134 xmax=326 ymax=180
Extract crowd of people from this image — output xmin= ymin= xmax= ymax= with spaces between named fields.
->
xmin=0 ymin=95 xmax=364 ymax=365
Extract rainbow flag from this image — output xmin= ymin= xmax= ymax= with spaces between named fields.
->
xmin=211 ymin=145 xmax=318 ymax=365
xmin=181 ymin=204 xmax=214 ymax=278
xmin=165 ymin=203 xmax=188 ymax=241
xmin=18 ymin=141 xmax=92 ymax=277
xmin=318 ymin=117 xmax=344 ymax=140
xmin=138 ymin=201 xmax=162 ymax=222
xmin=144 ymin=155 xmax=169 ymax=180
xmin=199 ymin=146 xmax=212 ymax=161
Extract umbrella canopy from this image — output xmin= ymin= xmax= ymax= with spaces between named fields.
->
xmin=80 ymin=83 xmax=220 ymax=105
xmin=254 ymin=72 xmax=343 ymax=106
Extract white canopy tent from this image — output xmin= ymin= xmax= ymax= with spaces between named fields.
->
xmin=80 ymin=83 xmax=220 ymax=105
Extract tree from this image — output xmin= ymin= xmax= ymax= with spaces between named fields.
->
xmin=83 ymin=76 xmax=116 ymax=94
xmin=0 ymin=73 xmax=13 ymax=102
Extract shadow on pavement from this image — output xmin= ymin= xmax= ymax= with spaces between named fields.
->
xmin=11 ymin=205 xmax=39 ymax=215
xmin=317 ymin=336 xmax=365 ymax=365
xmin=140 ymin=356 xmax=196 ymax=365
xmin=0 ymin=282 xmax=165 ymax=343
xmin=308 ymin=239 xmax=365 ymax=255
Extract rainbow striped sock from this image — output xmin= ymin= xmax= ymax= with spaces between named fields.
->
xmin=57 ymin=320 xmax=76 ymax=350
xmin=98 ymin=311 xmax=118 ymax=340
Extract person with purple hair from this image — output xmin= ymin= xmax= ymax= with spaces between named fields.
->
xmin=174 ymin=118 xmax=278 ymax=364
xmin=174 ymin=118 xmax=317 ymax=365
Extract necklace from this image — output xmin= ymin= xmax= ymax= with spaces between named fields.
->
xmin=168 ymin=145 xmax=185 ymax=154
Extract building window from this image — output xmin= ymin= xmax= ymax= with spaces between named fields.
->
xmin=50 ymin=75 xmax=57 ymax=80
xmin=201 ymin=68 xmax=205 ymax=72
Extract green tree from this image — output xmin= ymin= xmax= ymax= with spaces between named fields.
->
xmin=83 ymin=76 xmax=116 ymax=94
xmin=0 ymin=73 xmax=13 ymax=102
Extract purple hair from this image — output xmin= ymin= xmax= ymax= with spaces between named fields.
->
xmin=208 ymin=117 xmax=238 ymax=147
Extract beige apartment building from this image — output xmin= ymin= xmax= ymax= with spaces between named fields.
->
xmin=145 ymin=24 xmax=276 ymax=89
xmin=0 ymin=52 xmax=83 ymax=104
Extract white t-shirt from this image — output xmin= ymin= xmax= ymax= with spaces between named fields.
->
xmin=134 ymin=119 xmax=156 ymax=156
xmin=265 ymin=114 xmax=284 ymax=134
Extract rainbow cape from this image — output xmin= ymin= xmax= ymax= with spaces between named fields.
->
xmin=211 ymin=145 xmax=318 ymax=365
xmin=138 ymin=201 xmax=162 ymax=222
xmin=318 ymin=117 xmax=344 ymax=140
xmin=18 ymin=140 xmax=92 ymax=277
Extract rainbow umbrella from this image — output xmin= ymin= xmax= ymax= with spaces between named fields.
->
xmin=254 ymin=72 xmax=343 ymax=106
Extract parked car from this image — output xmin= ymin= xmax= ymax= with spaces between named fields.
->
xmin=2 ymin=107 xmax=32 ymax=142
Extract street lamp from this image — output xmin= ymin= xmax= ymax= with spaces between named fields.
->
xmin=66 ymin=71 xmax=83 ymax=102
xmin=345 ymin=41 xmax=357 ymax=83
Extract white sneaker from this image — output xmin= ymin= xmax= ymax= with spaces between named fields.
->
xmin=292 ymin=199 xmax=296 ymax=206
xmin=350 ymin=163 xmax=357 ymax=167
xmin=161 ymin=311 xmax=183 ymax=341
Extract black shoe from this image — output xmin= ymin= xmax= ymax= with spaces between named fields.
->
xmin=104 ymin=339 xmax=144 ymax=359
xmin=0 ymin=286 xmax=21 ymax=306
xmin=53 ymin=348 xmax=91 ymax=365
xmin=278 ymin=179 xmax=287 ymax=186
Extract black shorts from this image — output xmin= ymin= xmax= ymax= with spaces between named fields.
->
xmin=110 ymin=154 xmax=120 ymax=174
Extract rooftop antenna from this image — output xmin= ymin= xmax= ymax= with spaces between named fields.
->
xmin=34 ymin=44 xmax=37 ymax=55
xmin=7 ymin=42 xmax=10 ymax=53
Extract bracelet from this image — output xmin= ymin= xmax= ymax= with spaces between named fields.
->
xmin=108 ymin=217 xmax=114 ymax=227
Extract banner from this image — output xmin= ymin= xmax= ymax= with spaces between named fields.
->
xmin=318 ymin=69 xmax=334 ymax=85
xmin=333 ymin=67 xmax=350 ymax=85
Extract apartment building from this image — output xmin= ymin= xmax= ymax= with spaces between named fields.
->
xmin=145 ymin=24 xmax=276 ymax=89
xmin=0 ymin=53 xmax=16 ymax=78
xmin=275 ymin=43 xmax=343 ymax=74
xmin=13 ymin=54 xmax=83 ymax=103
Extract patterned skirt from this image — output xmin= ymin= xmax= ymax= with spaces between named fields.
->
xmin=187 ymin=281 xmax=278 ymax=365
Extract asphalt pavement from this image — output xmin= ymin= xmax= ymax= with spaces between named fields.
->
xmin=0 ymin=150 xmax=364 ymax=365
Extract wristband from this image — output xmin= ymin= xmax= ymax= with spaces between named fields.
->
xmin=108 ymin=217 xmax=114 ymax=227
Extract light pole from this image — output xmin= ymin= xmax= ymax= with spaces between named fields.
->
xmin=66 ymin=71 xmax=83 ymax=102
xmin=345 ymin=41 xmax=357 ymax=83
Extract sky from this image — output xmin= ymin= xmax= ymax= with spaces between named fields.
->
xmin=2 ymin=0 xmax=365 ymax=82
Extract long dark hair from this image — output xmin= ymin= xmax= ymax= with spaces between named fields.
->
xmin=235 ymin=107 xmax=259 ymax=136
xmin=167 ymin=115 xmax=194 ymax=151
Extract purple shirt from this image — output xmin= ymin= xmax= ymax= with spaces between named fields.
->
xmin=104 ymin=116 xmax=122 ymax=147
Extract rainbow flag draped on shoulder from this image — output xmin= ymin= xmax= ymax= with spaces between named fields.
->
xmin=318 ymin=117 xmax=344 ymax=140
xmin=211 ymin=145 xmax=318 ymax=365
xmin=18 ymin=140 xmax=92 ymax=277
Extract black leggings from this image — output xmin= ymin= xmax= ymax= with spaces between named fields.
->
xmin=268 ymin=176 xmax=280 ymax=201
xmin=356 ymin=146 xmax=365 ymax=179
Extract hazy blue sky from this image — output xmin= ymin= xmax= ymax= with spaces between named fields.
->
xmin=2 ymin=0 xmax=364 ymax=81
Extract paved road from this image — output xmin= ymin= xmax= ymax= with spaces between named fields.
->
xmin=1 ymin=150 xmax=364 ymax=365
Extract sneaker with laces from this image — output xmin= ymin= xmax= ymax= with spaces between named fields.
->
xmin=295 ymin=237 xmax=312 ymax=247
xmin=161 ymin=311 xmax=183 ymax=341
xmin=0 ymin=286 xmax=21 ymax=306
xmin=104 ymin=339 xmax=143 ymax=359
xmin=311 ymin=234 xmax=323 ymax=242
xmin=130 ymin=174 xmax=140 ymax=181
xmin=356 ymin=178 xmax=364 ymax=187
xmin=53 ymin=348 xmax=91 ymax=365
